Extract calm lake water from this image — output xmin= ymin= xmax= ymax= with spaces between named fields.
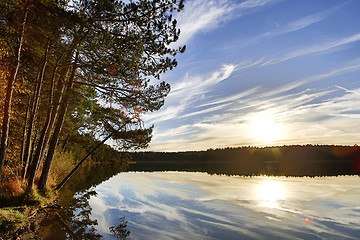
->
xmin=40 ymin=164 xmax=360 ymax=239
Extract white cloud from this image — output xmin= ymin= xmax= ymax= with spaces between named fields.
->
xmin=149 ymin=83 xmax=360 ymax=151
xmin=236 ymin=0 xmax=281 ymax=10
xmin=260 ymin=62 xmax=360 ymax=97
xmin=172 ymin=64 xmax=235 ymax=92
xmin=252 ymin=3 xmax=344 ymax=43
xmin=174 ymin=0 xmax=280 ymax=47
xmin=262 ymin=32 xmax=360 ymax=65
xmin=181 ymin=102 xmax=233 ymax=119
xmin=335 ymin=85 xmax=360 ymax=96
xmin=152 ymin=124 xmax=198 ymax=139
xmin=173 ymin=0 xmax=234 ymax=47
xmin=198 ymin=86 xmax=261 ymax=108
xmin=142 ymin=105 xmax=185 ymax=123
xmin=143 ymin=1 xmax=360 ymax=152
xmin=144 ymin=64 xmax=236 ymax=125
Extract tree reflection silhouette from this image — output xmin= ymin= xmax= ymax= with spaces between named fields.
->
xmin=109 ymin=217 xmax=131 ymax=240
xmin=66 ymin=190 xmax=102 ymax=240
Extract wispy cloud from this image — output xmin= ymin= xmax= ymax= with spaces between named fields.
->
xmin=174 ymin=0 xmax=234 ymax=47
xmin=149 ymin=82 xmax=360 ymax=151
xmin=153 ymin=125 xmax=199 ymax=139
xmin=253 ymin=4 xmax=342 ymax=43
xmin=262 ymin=32 xmax=360 ymax=65
xmin=181 ymin=102 xmax=233 ymax=119
xmin=259 ymin=62 xmax=360 ymax=97
xmin=198 ymin=86 xmax=261 ymax=108
xmin=145 ymin=0 xmax=360 ymax=152
xmin=236 ymin=0 xmax=281 ymax=10
xmin=144 ymin=64 xmax=236 ymax=124
xmin=171 ymin=64 xmax=235 ymax=92
xmin=335 ymin=85 xmax=360 ymax=96
xmin=174 ymin=0 xmax=280 ymax=47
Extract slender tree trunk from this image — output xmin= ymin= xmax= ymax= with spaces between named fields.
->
xmin=22 ymin=78 xmax=38 ymax=176
xmin=38 ymin=52 xmax=79 ymax=191
xmin=0 ymin=8 xmax=29 ymax=181
xmin=38 ymin=67 xmax=68 ymax=162
xmin=61 ymin=133 xmax=71 ymax=151
xmin=29 ymin=126 xmax=40 ymax=167
xmin=0 ymin=66 xmax=19 ymax=180
xmin=19 ymin=96 xmax=31 ymax=170
xmin=55 ymin=133 xmax=113 ymax=191
xmin=27 ymin=65 xmax=68 ymax=189
xmin=22 ymin=43 xmax=49 ymax=179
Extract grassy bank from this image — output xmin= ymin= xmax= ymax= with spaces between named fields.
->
xmin=0 ymin=149 xmax=71 ymax=238
xmin=0 ymin=187 xmax=56 ymax=238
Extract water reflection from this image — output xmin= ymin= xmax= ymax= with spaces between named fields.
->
xmin=38 ymin=161 xmax=130 ymax=240
xmin=87 ymin=172 xmax=360 ymax=240
xmin=69 ymin=190 xmax=102 ymax=240
xmin=109 ymin=217 xmax=131 ymax=240
xmin=256 ymin=180 xmax=286 ymax=209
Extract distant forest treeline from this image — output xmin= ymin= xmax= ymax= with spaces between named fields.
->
xmin=130 ymin=145 xmax=360 ymax=176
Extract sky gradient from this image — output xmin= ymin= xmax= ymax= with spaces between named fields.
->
xmin=143 ymin=0 xmax=360 ymax=152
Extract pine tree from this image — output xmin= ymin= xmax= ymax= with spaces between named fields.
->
xmin=0 ymin=1 xmax=30 ymax=180
xmin=38 ymin=0 xmax=185 ymax=191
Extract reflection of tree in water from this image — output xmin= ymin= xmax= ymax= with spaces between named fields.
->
xmin=62 ymin=189 xmax=131 ymax=240
xmin=66 ymin=190 xmax=102 ymax=240
xmin=38 ymin=161 xmax=130 ymax=239
xmin=109 ymin=217 xmax=131 ymax=240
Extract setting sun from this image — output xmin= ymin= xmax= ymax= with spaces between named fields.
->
xmin=249 ymin=112 xmax=284 ymax=144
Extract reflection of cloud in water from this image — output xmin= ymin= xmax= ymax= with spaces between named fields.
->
xmin=88 ymin=172 xmax=360 ymax=240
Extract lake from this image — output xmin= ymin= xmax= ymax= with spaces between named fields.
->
xmin=40 ymin=163 xmax=360 ymax=239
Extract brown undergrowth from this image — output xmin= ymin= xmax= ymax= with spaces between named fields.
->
xmin=0 ymin=178 xmax=57 ymax=239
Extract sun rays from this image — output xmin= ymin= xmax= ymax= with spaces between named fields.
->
xmin=248 ymin=111 xmax=285 ymax=145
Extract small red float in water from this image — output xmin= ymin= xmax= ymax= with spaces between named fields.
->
xmin=305 ymin=217 xmax=311 ymax=223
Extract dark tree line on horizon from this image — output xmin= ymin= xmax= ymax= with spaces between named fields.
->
xmin=130 ymin=145 xmax=360 ymax=176
xmin=0 ymin=0 xmax=185 ymax=191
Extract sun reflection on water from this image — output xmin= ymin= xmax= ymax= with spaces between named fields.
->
xmin=256 ymin=180 xmax=286 ymax=208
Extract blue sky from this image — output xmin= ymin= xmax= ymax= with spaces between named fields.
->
xmin=143 ymin=0 xmax=360 ymax=152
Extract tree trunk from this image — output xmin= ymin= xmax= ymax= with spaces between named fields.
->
xmin=22 ymin=78 xmax=39 ymax=177
xmin=27 ymin=65 xmax=68 ymax=189
xmin=22 ymin=43 xmax=49 ymax=179
xmin=19 ymin=96 xmax=31 ymax=171
xmin=61 ymin=133 xmax=71 ymax=151
xmin=38 ymin=52 xmax=79 ymax=191
xmin=55 ymin=133 xmax=113 ymax=191
xmin=0 ymin=8 xmax=29 ymax=181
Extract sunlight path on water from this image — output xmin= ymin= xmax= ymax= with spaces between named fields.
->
xmin=88 ymin=172 xmax=360 ymax=240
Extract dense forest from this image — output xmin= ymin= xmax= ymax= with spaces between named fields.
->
xmin=130 ymin=145 xmax=360 ymax=176
xmin=0 ymin=0 xmax=185 ymax=192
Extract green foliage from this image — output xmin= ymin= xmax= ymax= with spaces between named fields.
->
xmin=50 ymin=150 xmax=76 ymax=185
xmin=0 ymin=189 xmax=55 ymax=237
xmin=0 ymin=207 xmax=29 ymax=235
xmin=1 ymin=0 xmax=185 ymax=188
xmin=23 ymin=187 xmax=55 ymax=206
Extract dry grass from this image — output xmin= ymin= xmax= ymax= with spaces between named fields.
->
xmin=49 ymin=150 xmax=76 ymax=187
xmin=2 ymin=177 xmax=25 ymax=196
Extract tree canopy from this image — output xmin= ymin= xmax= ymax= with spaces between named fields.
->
xmin=0 ymin=0 xmax=185 ymax=190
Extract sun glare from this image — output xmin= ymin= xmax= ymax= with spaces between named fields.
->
xmin=249 ymin=112 xmax=284 ymax=144
xmin=256 ymin=180 xmax=286 ymax=208
xmin=257 ymin=181 xmax=285 ymax=201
